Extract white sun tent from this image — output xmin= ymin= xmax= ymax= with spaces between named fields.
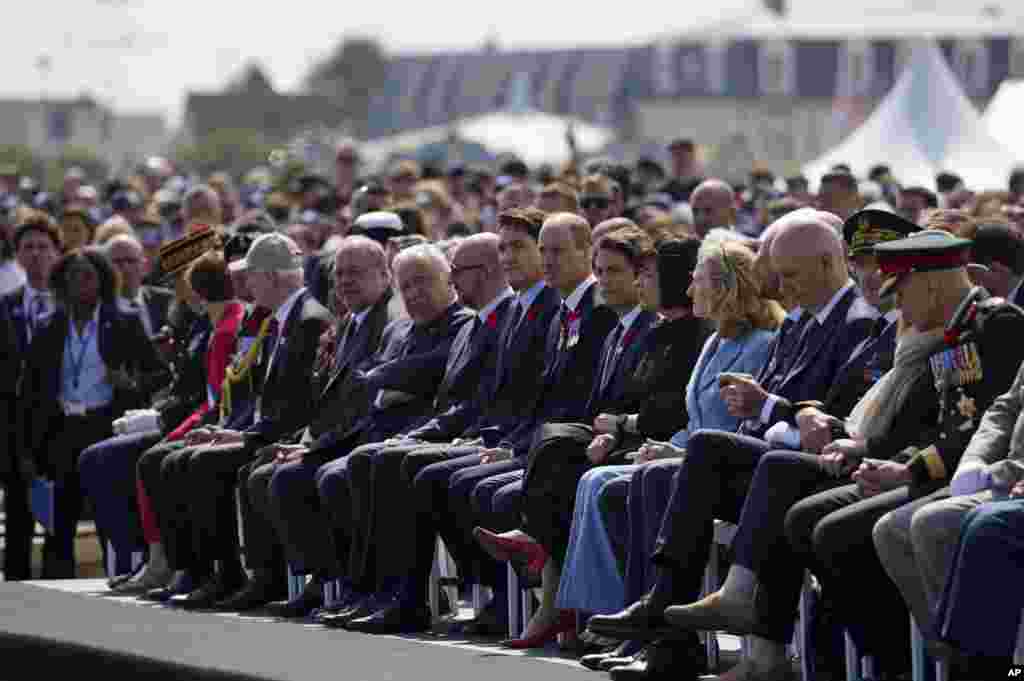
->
xmin=983 ymin=79 xmax=1024 ymax=163
xmin=804 ymin=40 xmax=1022 ymax=191
xmin=361 ymin=111 xmax=615 ymax=170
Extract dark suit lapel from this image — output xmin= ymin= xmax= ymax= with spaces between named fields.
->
xmin=783 ymin=288 xmax=854 ymax=387
xmin=267 ymin=291 xmax=308 ymax=386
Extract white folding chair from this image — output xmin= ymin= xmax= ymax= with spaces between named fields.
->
xmin=429 ymin=537 xmax=485 ymax=620
xmin=105 ymin=540 xmax=143 ymax=579
xmin=506 ymin=562 xmax=536 ymax=638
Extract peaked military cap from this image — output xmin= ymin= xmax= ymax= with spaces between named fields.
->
xmin=876 ymin=229 xmax=972 ymax=299
xmin=842 ymin=209 xmax=919 ymax=257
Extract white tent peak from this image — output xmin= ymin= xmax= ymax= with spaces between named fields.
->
xmin=804 ymin=39 xmax=1022 ymax=190
xmin=983 ymin=79 xmax=1024 ymax=163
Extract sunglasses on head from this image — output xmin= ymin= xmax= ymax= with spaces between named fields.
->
xmin=581 ymin=196 xmax=611 ymax=211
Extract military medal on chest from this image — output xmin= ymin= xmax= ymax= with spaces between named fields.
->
xmin=930 ymin=340 xmax=983 ymax=433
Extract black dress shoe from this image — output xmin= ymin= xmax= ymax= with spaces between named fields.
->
xmin=266 ymin=579 xmax=324 ymax=618
xmin=608 ymin=640 xmax=706 ymax=680
xmin=212 ymin=574 xmax=288 ymax=612
xmin=345 ymin=602 xmax=431 ymax=634
xmin=580 ymin=640 xmax=640 ymax=671
xmin=587 ymin=599 xmax=677 ymax=642
xmin=171 ymin=571 xmax=245 ymax=611
xmin=320 ymin=593 xmax=382 ymax=628
xmin=140 ymin=572 xmax=196 ymax=602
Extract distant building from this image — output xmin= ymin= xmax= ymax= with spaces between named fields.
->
xmin=181 ymin=90 xmax=346 ymax=148
xmin=360 ymin=7 xmax=1024 ymax=177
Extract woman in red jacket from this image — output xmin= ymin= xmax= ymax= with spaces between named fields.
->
xmin=115 ymin=250 xmax=245 ymax=593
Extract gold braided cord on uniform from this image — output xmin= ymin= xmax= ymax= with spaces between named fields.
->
xmin=220 ymin=316 xmax=273 ymax=422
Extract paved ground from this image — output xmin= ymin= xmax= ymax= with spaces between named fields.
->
xmin=18 ymin=578 xmax=742 ymax=678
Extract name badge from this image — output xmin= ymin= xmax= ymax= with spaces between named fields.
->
xmin=62 ymin=400 xmax=87 ymax=416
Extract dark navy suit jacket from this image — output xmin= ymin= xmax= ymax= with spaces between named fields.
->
xmin=501 ymin=281 xmax=619 ymax=456
xmin=583 ymin=310 xmax=659 ymax=419
xmin=405 ymin=295 xmax=517 ymax=442
xmin=750 ymin=285 xmax=877 ymax=435
xmin=477 ymin=285 xmax=561 ymax=436
xmin=351 ymin=302 xmax=475 ymax=443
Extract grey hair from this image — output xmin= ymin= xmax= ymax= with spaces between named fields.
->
xmin=392 ymin=243 xmax=451 ymax=277
xmin=335 ymin=234 xmax=388 ymax=273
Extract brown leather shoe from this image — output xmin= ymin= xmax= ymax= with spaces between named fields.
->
xmin=664 ymin=590 xmax=757 ymax=635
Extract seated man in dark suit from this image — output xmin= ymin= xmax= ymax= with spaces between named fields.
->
xmin=588 ymin=209 xmax=877 ymax=679
xmin=336 ymin=233 xmax=517 ymax=632
xmin=211 ymin=235 xmax=395 ymax=612
xmin=163 ymin=233 xmax=332 ymax=609
xmin=458 ymin=213 xmax=618 ymax=544
xmin=106 ymin=233 xmax=174 ymax=339
xmin=316 ymin=208 xmax=559 ymax=630
xmin=268 ymin=243 xmax=474 ymax=615
xmin=473 ymin=226 xmax=660 ymax=645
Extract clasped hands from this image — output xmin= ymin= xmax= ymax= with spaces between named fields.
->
xmin=719 ymin=375 xmax=769 ymax=419
xmin=184 ymin=427 xmax=245 ymax=447
xmin=818 ymin=438 xmax=910 ymax=497
xmin=796 ymin=407 xmax=842 ymax=453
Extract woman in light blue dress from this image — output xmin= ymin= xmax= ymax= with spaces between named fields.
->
xmin=557 ymin=230 xmax=784 ymax=616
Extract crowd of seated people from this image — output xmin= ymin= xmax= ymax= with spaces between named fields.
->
xmin=2 ymin=148 xmax=1024 ymax=681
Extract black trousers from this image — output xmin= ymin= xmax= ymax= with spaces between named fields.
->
xmin=649 ymin=429 xmax=770 ymax=609
xmin=186 ymin=441 xmax=263 ymax=574
xmin=346 ymin=439 xmax=441 ymax=593
xmin=784 ymin=478 xmax=939 ymax=667
xmin=137 ymin=440 xmax=199 ymax=572
xmin=1 ymin=468 xmax=34 ymax=580
xmin=406 ymin=447 xmax=498 ymax=593
xmin=266 ymin=444 xmax=352 ymax=578
xmin=236 ymin=446 xmax=283 ymax=574
xmin=521 ymin=422 xmax=623 ymax=566
xmin=41 ymin=410 xmax=114 ymax=579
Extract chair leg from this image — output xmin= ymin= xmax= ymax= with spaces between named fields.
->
xmin=798 ymin=574 xmax=817 ymax=681
xmin=704 ymin=540 xmax=721 ymax=670
xmin=286 ymin=564 xmax=305 ymax=600
xmin=507 ymin=563 xmax=521 ymax=638
xmin=429 ymin=540 xmax=441 ymax=619
xmin=844 ymin=631 xmax=861 ymax=681
xmin=910 ymin=616 xmax=936 ymax=681
xmin=106 ymin=540 xmax=117 ymax=578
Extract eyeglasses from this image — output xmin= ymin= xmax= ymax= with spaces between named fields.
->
xmin=451 ymin=263 xmax=486 ymax=277
xmin=581 ymin=196 xmax=611 ymax=211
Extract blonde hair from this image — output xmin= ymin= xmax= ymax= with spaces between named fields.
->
xmin=698 ymin=229 xmax=784 ymax=338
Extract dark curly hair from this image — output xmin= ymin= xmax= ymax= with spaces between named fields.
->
xmin=48 ymin=246 xmax=119 ymax=307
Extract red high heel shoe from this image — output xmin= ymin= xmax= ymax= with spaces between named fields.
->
xmin=500 ymin=610 xmax=576 ymax=649
xmin=473 ymin=527 xmax=548 ymax=575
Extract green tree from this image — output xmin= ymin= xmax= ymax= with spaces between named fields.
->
xmin=305 ymin=36 xmax=388 ymax=138
xmin=0 ymin=145 xmax=44 ymax=180
xmin=173 ymin=128 xmax=277 ymax=178
xmin=45 ymin=145 xmax=110 ymax=192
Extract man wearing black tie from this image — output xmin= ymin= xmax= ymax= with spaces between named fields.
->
xmin=1 ymin=213 xmax=61 ymax=580
xmin=106 ymin=234 xmax=173 ymax=339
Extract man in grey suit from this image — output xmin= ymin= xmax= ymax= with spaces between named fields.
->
xmin=874 ymin=328 xmax=1024 ymax=644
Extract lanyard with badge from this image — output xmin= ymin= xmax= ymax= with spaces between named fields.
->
xmin=64 ymin=319 xmax=97 ymax=416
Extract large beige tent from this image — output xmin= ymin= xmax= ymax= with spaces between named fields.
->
xmin=804 ymin=40 xmax=1021 ymax=190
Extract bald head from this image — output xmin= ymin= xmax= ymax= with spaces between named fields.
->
xmin=770 ymin=209 xmax=850 ymax=310
xmin=691 ymin=179 xmax=737 ymax=238
xmin=450 ymin=232 xmax=507 ymax=309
